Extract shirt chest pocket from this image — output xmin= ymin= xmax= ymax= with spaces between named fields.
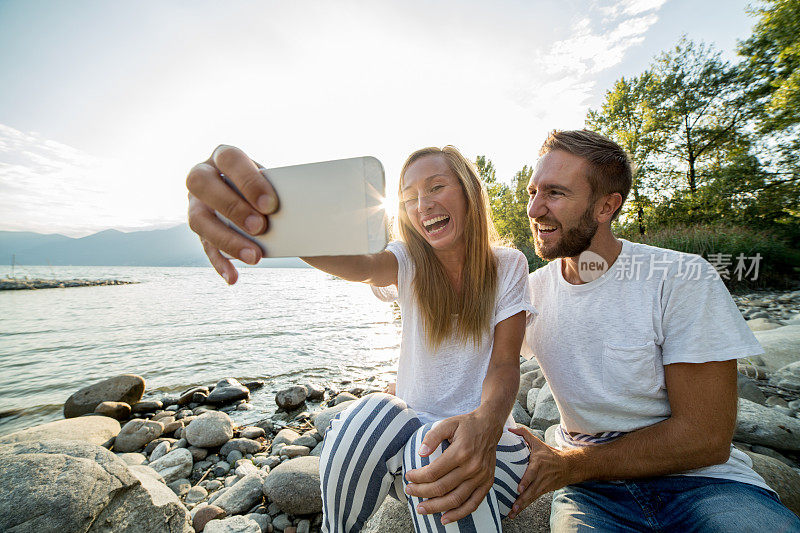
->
xmin=602 ymin=341 xmax=663 ymax=396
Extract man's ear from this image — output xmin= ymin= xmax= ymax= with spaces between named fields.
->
xmin=595 ymin=193 xmax=623 ymax=224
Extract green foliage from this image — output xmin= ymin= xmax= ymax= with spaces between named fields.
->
xmin=617 ymin=223 xmax=800 ymax=290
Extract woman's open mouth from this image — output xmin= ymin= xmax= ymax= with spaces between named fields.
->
xmin=423 ymin=215 xmax=450 ymax=236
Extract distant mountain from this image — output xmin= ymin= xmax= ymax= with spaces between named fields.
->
xmin=0 ymin=224 xmax=308 ymax=268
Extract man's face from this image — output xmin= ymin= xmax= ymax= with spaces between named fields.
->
xmin=527 ymin=150 xmax=598 ymax=260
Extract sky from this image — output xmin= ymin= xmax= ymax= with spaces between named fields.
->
xmin=0 ymin=0 xmax=759 ymax=237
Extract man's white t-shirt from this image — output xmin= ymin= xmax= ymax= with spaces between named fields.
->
xmin=373 ymin=241 xmax=536 ymax=426
xmin=523 ymin=239 xmax=771 ymax=491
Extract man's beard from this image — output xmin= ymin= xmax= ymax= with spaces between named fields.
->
xmin=533 ymin=207 xmax=598 ymax=261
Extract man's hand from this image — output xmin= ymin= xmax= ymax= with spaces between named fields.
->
xmin=506 ymin=424 xmax=573 ymax=519
xmin=404 ymin=410 xmax=503 ymax=525
xmin=186 ymin=145 xmax=279 ymax=284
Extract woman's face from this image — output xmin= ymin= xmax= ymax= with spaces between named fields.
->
xmin=401 ymin=154 xmax=468 ymax=253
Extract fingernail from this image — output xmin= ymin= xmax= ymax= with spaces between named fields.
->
xmin=512 ymin=505 xmax=519 ymax=513
xmin=257 ymin=194 xmax=277 ymax=214
xmin=240 ymin=248 xmax=257 ymax=265
xmin=416 ymin=505 xmax=425 ymax=514
xmin=222 ymin=271 xmax=231 ymax=284
xmin=418 ymin=444 xmax=429 ymax=456
xmin=441 ymin=517 xmax=450 ymax=525
xmin=244 ymin=214 xmax=263 ymax=234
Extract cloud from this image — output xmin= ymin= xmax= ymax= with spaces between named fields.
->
xmin=0 ymin=124 xmax=181 ymax=236
xmin=513 ymin=0 xmax=667 ymax=110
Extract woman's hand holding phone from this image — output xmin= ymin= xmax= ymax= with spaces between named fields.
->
xmin=186 ymin=145 xmax=279 ymax=285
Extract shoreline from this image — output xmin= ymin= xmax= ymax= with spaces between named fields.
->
xmin=0 ymin=277 xmax=137 ymax=290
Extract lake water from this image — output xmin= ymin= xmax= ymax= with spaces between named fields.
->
xmin=0 ymin=266 xmax=401 ymax=435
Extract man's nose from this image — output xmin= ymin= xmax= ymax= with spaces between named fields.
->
xmin=528 ymin=193 xmax=546 ymax=220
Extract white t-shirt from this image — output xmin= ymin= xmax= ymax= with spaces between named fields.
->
xmin=373 ymin=241 xmax=537 ymax=426
xmin=523 ymin=239 xmax=771 ymax=491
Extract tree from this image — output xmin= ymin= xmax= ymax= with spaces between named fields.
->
xmin=649 ymin=38 xmax=750 ymax=194
xmin=586 ymin=73 xmax=660 ymax=234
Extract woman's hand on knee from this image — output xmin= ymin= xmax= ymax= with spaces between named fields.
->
xmin=405 ymin=411 xmax=502 ymax=524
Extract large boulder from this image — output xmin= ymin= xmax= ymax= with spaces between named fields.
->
xmin=213 ymin=472 xmax=268 ymax=516
xmin=753 ymin=325 xmax=800 ymax=371
xmin=735 ymin=399 xmax=800 ymax=451
xmin=0 ymin=415 xmax=120 ymax=447
xmin=0 ymin=439 xmax=192 ymax=532
xmin=63 ymin=374 xmax=145 ymax=418
xmin=206 ymin=378 xmax=250 ymax=406
xmin=363 ymin=492 xmax=552 ymax=532
xmin=185 ymin=411 xmax=234 ymax=448
xmin=745 ymin=450 xmax=800 ymax=516
xmin=115 ymin=418 xmax=164 ymax=453
xmin=262 ymin=456 xmax=322 ymax=515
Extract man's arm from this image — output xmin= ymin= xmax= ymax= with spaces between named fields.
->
xmin=404 ymin=311 xmax=525 ymax=525
xmin=507 ymin=359 xmax=737 ymax=518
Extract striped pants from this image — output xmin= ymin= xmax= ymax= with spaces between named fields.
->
xmin=319 ymin=393 xmax=530 ymax=532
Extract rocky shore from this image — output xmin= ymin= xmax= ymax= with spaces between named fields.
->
xmin=0 ymin=290 xmax=798 ymax=532
xmin=0 ymin=277 xmax=136 ymax=290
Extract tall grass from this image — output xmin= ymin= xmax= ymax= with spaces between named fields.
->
xmin=621 ymin=224 xmax=800 ymax=290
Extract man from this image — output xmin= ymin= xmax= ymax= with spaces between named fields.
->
xmin=504 ymin=130 xmax=799 ymax=531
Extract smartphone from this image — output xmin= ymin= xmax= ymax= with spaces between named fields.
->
xmin=216 ymin=156 xmax=388 ymax=258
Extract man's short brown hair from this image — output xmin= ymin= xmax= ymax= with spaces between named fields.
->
xmin=540 ymin=129 xmax=632 ymax=219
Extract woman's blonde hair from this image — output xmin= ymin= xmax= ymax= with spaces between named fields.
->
xmin=396 ymin=146 xmax=500 ymax=349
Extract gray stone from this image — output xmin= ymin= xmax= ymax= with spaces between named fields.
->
xmin=296 ymin=518 xmax=310 ymax=533
xmin=272 ymin=514 xmax=292 ymax=531
xmin=766 ymin=396 xmax=790 ymax=408
xmin=276 ymin=385 xmax=308 ymax=410
xmin=130 ymin=464 xmax=164 ymax=483
xmin=333 ymin=392 xmax=358 ymax=405
xmin=207 ymin=378 xmax=251 ymax=405
xmin=737 ymin=375 xmax=767 ymax=405
xmin=745 ymin=450 xmax=800 ymax=516
xmin=750 ymin=445 xmax=797 ymax=468
xmin=204 ymin=515 xmax=262 ymax=533
xmin=63 ymin=373 xmax=146 ymax=418
xmin=246 ymin=513 xmax=272 ymax=532
xmin=312 ymin=401 xmax=353 ymax=434
xmin=520 ymin=358 xmax=540 ymax=374
xmin=150 ymin=440 xmax=172 ymax=461
xmin=735 ymin=398 xmax=800 ymax=451
xmin=272 ymin=428 xmax=301 ymax=448
xmin=228 ymin=450 xmax=244 ymax=464
xmin=0 ymin=439 xmax=192 ymax=532
xmin=293 ymin=434 xmax=318 ymax=448
xmin=236 ymin=460 xmax=260 ymax=477
xmin=94 ymin=400 xmax=132 ymax=420
xmin=527 ymin=387 xmax=541 ymax=415
xmin=118 ymin=452 xmax=148 ymax=465
xmin=262 ymin=456 xmax=322 ymax=515
xmin=530 ymin=383 xmax=560 ymax=431
xmin=190 ymin=446 xmax=209 ymax=461
xmin=145 ymin=437 xmax=178 ymax=456
xmin=221 ymin=438 xmax=263 ymax=456
xmin=362 ymin=492 xmax=552 ymax=532
xmin=253 ymin=418 xmax=275 ymax=435
xmin=213 ymin=460 xmax=232 ymax=477
xmin=512 ymin=401 xmax=531 ymax=426
xmin=753 ymin=325 xmax=800 ymax=371
xmin=0 ymin=415 xmax=120 ymax=448
xmin=747 ymin=318 xmax=782 ymax=331
xmin=282 ymin=445 xmax=311 ymax=458
xmin=149 ymin=447 xmax=194 ymax=484
xmin=168 ymin=478 xmax=192 ymax=497
xmin=240 ymin=426 xmax=267 ymax=439
xmin=544 ymin=424 xmax=559 ymax=446
xmin=305 ymin=382 xmax=326 ymax=401
xmin=186 ymin=485 xmax=209 ymax=504
xmin=517 ymin=370 xmax=543 ymax=406
xmin=214 ymin=472 xmax=268 ymax=515
xmin=186 ymin=411 xmax=235 ymax=448
xmin=115 ymin=418 xmax=164 ymax=452
xmin=750 ymin=311 xmax=771 ymax=320
xmin=133 ymin=400 xmax=164 ymax=414
xmin=179 ymin=386 xmax=209 ymax=406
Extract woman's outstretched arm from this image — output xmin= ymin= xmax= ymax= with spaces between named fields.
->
xmin=301 ymin=252 xmax=398 ymax=287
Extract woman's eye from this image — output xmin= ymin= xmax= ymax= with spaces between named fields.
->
xmin=431 ymin=185 xmax=444 ymax=192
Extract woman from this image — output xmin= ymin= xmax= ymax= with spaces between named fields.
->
xmin=186 ymin=145 xmax=535 ymax=532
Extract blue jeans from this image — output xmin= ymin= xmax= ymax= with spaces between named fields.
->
xmin=551 ymin=476 xmax=800 ymax=532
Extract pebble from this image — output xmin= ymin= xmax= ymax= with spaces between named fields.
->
xmin=213 ymin=461 xmax=232 ymax=477
xmin=114 ymin=418 xmax=164 ymax=453
xmin=221 ymin=438 xmax=263 ymax=456
xmin=305 ymin=383 xmax=325 ymax=401
xmin=189 ymin=446 xmax=209 ymax=461
xmin=192 ymin=504 xmax=227 ymax=532
xmin=204 ymin=515 xmax=261 ymax=533
xmin=186 ymin=485 xmax=209 ymax=504
xmin=240 ymin=426 xmax=267 ymax=440
xmin=207 ymin=378 xmax=251 ymax=405
xmin=262 ymin=456 xmax=322 ymax=515
xmin=148 ymin=447 xmax=194 ymax=484
xmin=296 ymin=519 xmax=311 ymax=533
xmin=94 ymin=401 xmax=132 ymax=420
xmin=149 ymin=440 xmax=171 ymax=461
xmin=213 ymin=472 xmax=268 ymax=516
xmin=272 ymin=514 xmax=292 ymax=531
xmin=168 ymin=478 xmax=192 ymax=497
xmin=228 ymin=450 xmax=244 ymax=464
xmin=272 ymin=429 xmax=301 ymax=448
xmin=333 ymin=392 xmax=357 ymax=405
xmin=282 ymin=445 xmax=311 ymax=458
xmin=276 ymin=385 xmax=309 ymax=410
xmin=132 ymin=400 xmax=163 ymax=413
xmin=293 ymin=434 xmax=318 ymax=448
